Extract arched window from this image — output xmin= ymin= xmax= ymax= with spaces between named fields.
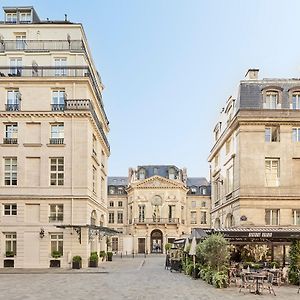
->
xmin=214 ymin=218 xmax=221 ymax=229
xmin=139 ymin=168 xmax=146 ymax=180
xmin=265 ymin=91 xmax=279 ymax=109
xmin=225 ymin=213 xmax=235 ymax=228
xmin=91 ymin=210 xmax=97 ymax=226
xmin=292 ymin=92 xmax=300 ymax=109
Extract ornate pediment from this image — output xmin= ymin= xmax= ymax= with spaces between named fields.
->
xmin=133 ymin=175 xmax=187 ymax=190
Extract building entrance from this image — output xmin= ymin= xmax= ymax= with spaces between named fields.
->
xmin=138 ymin=238 xmax=145 ymax=253
xmin=151 ymin=229 xmax=163 ymax=253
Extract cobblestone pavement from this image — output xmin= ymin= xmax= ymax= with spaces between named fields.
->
xmin=0 ymin=255 xmax=300 ymax=300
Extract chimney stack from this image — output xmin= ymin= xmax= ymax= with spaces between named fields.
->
xmin=245 ymin=68 xmax=259 ymax=80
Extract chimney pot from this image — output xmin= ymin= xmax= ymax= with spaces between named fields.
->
xmin=245 ymin=68 xmax=259 ymax=80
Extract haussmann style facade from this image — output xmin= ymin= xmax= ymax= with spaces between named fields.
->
xmin=107 ymin=165 xmax=211 ymax=254
xmin=0 ymin=6 xmax=110 ymax=268
xmin=208 ymin=69 xmax=300 ymax=262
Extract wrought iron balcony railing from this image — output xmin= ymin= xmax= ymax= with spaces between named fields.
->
xmin=49 ymin=215 xmax=64 ymax=222
xmin=5 ymin=104 xmax=20 ymax=111
xmin=49 ymin=138 xmax=64 ymax=145
xmin=0 ymin=66 xmax=90 ymax=78
xmin=133 ymin=218 xmax=179 ymax=224
xmin=51 ymin=104 xmax=65 ymax=111
xmin=3 ymin=138 xmax=18 ymax=144
xmin=0 ymin=40 xmax=85 ymax=52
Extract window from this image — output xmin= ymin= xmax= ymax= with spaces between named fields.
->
xmin=92 ymin=166 xmax=97 ymax=193
xmin=191 ymin=201 xmax=196 ymax=208
xmin=200 ymin=211 xmax=207 ymax=224
xmin=50 ymin=124 xmax=64 ymax=144
xmin=19 ymin=12 xmax=32 ymax=23
xmin=49 ymin=204 xmax=63 ymax=221
xmin=109 ymin=201 xmax=114 ymax=207
xmin=118 ymin=201 xmax=123 ymax=207
xmin=265 ymin=158 xmax=279 ymax=187
xmin=191 ymin=187 xmax=197 ymax=194
xmin=50 ymin=157 xmax=64 ymax=186
xmin=191 ymin=212 xmax=197 ymax=224
xmin=109 ymin=187 xmax=115 ymax=195
xmin=153 ymin=167 xmax=158 ymax=175
xmin=138 ymin=205 xmax=145 ymax=222
xmin=6 ymin=90 xmax=21 ymax=111
xmin=50 ymin=233 xmax=63 ymax=255
xmin=201 ymin=201 xmax=206 ymax=208
xmin=5 ymin=233 xmax=17 ymax=255
xmin=108 ymin=212 xmax=114 ymax=224
xmin=4 ymin=158 xmax=17 ymax=185
xmin=201 ymin=187 xmax=207 ymax=195
xmin=112 ymin=237 xmax=118 ymax=252
xmin=293 ymin=210 xmax=300 ymax=225
xmin=292 ymin=128 xmax=300 ymax=142
xmin=10 ymin=58 xmax=22 ymax=75
xmin=5 ymin=123 xmax=18 ymax=144
xmin=265 ymin=209 xmax=280 ymax=225
xmin=52 ymin=90 xmax=65 ymax=111
xmin=15 ymin=34 xmax=26 ymax=50
xmin=92 ymin=135 xmax=97 ymax=155
xmin=265 ymin=126 xmax=280 ymax=142
xmin=139 ymin=168 xmax=146 ymax=180
xmin=4 ymin=204 xmax=17 ymax=216
xmin=6 ymin=13 xmax=17 ymax=23
xmin=292 ymin=93 xmax=300 ymax=109
xmin=117 ymin=212 xmax=123 ymax=223
xmin=226 ymin=166 xmax=233 ymax=193
xmin=54 ymin=58 xmax=67 ymax=76
xmin=265 ymin=91 xmax=279 ymax=109
xmin=117 ymin=187 xmax=124 ymax=195
xmin=169 ymin=168 xmax=176 ymax=180
xmin=168 ymin=205 xmax=175 ymax=220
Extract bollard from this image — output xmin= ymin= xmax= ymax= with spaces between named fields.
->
xmin=121 ymin=252 xmax=122 ymax=259
xmin=132 ymin=252 xmax=134 ymax=258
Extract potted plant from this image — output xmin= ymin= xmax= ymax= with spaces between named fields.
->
xmin=50 ymin=250 xmax=61 ymax=268
xmin=100 ymin=251 xmax=106 ymax=261
xmin=5 ymin=250 xmax=14 ymax=257
xmin=107 ymin=251 xmax=113 ymax=261
xmin=72 ymin=256 xmax=82 ymax=269
xmin=165 ymin=243 xmax=172 ymax=254
xmin=89 ymin=252 xmax=98 ymax=267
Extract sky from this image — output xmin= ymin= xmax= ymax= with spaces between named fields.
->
xmin=3 ymin=0 xmax=300 ymax=178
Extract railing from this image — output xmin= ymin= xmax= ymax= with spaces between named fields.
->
xmin=3 ymin=138 xmax=18 ymax=144
xmin=0 ymin=40 xmax=85 ymax=52
xmin=49 ymin=215 xmax=64 ymax=222
xmin=133 ymin=218 xmax=179 ymax=224
xmin=51 ymin=104 xmax=65 ymax=111
xmin=0 ymin=66 xmax=90 ymax=78
xmin=50 ymin=138 xmax=64 ymax=145
xmin=5 ymin=104 xmax=20 ymax=111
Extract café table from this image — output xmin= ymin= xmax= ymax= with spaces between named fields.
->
xmin=251 ymin=273 xmax=266 ymax=295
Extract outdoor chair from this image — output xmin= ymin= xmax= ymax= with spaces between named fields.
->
xmin=228 ymin=268 xmax=238 ymax=287
xmin=272 ymin=270 xmax=282 ymax=287
xmin=239 ymin=273 xmax=255 ymax=294
xmin=263 ymin=272 xmax=276 ymax=296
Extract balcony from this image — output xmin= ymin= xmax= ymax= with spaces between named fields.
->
xmin=51 ymin=104 xmax=65 ymax=111
xmin=49 ymin=138 xmax=64 ymax=145
xmin=3 ymin=138 xmax=18 ymax=144
xmin=5 ymin=104 xmax=20 ymax=111
xmin=0 ymin=40 xmax=85 ymax=52
xmin=0 ymin=66 xmax=90 ymax=78
xmin=49 ymin=215 xmax=64 ymax=222
xmin=133 ymin=218 xmax=179 ymax=225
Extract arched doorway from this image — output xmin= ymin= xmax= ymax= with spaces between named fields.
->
xmin=151 ymin=229 xmax=163 ymax=253
xmin=214 ymin=218 xmax=221 ymax=229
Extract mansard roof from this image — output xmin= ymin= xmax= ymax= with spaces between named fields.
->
xmin=187 ymin=177 xmax=209 ymax=187
xmin=108 ymin=177 xmax=128 ymax=186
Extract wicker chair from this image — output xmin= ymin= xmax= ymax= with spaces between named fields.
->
xmin=264 ymin=273 xmax=276 ymax=296
xmin=239 ymin=273 xmax=255 ymax=294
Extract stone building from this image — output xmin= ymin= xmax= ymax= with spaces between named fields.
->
xmin=208 ymin=69 xmax=300 ymax=230
xmin=0 ymin=7 xmax=110 ymax=268
xmin=107 ymin=165 xmax=210 ymax=254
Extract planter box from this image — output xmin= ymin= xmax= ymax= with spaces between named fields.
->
xmin=89 ymin=260 xmax=98 ymax=267
xmin=4 ymin=259 xmax=14 ymax=268
xmin=72 ymin=261 xmax=81 ymax=269
xmin=50 ymin=260 xmax=61 ymax=268
xmin=107 ymin=256 xmax=112 ymax=261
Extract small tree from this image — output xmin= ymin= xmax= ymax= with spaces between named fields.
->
xmin=197 ymin=234 xmax=229 ymax=272
xmin=289 ymin=240 xmax=300 ymax=284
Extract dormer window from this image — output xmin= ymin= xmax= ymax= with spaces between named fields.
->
xmin=265 ymin=91 xmax=278 ymax=109
xmin=139 ymin=168 xmax=146 ymax=180
xmin=262 ymin=87 xmax=283 ymax=109
xmin=19 ymin=12 xmax=32 ymax=23
xmin=109 ymin=186 xmax=115 ymax=195
xmin=153 ymin=167 xmax=158 ymax=175
xmin=168 ymin=168 xmax=176 ymax=180
xmin=191 ymin=187 xmax=197 ymax=194
xmin=292 ymin=92 xmax=300 ymax=109
xmin=6 ymin=13 xmax=17 ymax=23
